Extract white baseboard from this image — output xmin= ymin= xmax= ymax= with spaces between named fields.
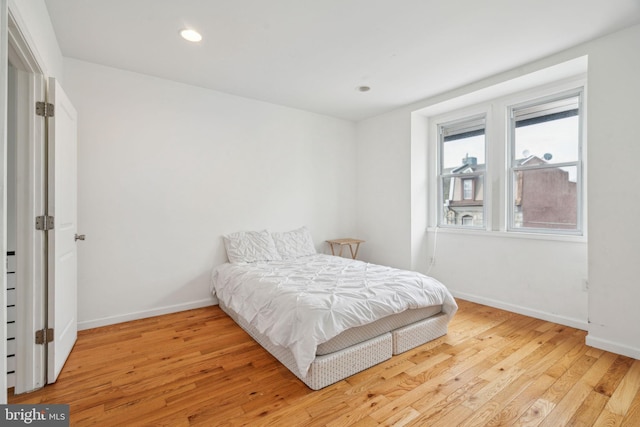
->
xmin=78 ymin=298 xmax=217 ymax=330
xmin=586 ymin=335 xmax=640 ymax=360
xmin=451 ymin=290 xmax=588 ymax=331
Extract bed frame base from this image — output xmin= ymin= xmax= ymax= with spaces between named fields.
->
xmin=392 ymin=312 xmax=449 ymax=354
xmin=219 ymin=303 xmax=449 ymax=390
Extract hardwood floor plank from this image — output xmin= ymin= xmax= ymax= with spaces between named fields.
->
xmin=458 ymin=368 xmax=541 ymax=426
xmin=479 ymin=325 xmax=566 ymax=382
xmin=408 ymin=375 xmax=488 ymax=426
xmin=483 ymin=373 xmax=556 ymax=427
xmin=7 ymin=301 xmax=639 ymax=426
xmin=516 ymin=398 xmax=556 ymax=427
xmin=580 ymin=349 xmax=619 ymax=389
xmin=378 ymin=406 xmax=420 ymax=427
xmin=567 ymin=390 xmax=609 ymax=427
xmin=543 ymin=338 xmax=591 ymax=380
xmin=538 ymin=380 xmax=593 ymax=427
xmin=522 ymin=333 xmax=584 ymax=380
xmin=537 ymin=352 xmax=598 ymax=415
xmin=594 ymin=355 xmax=635 ymax=397
xmin=604 ymin=358 xmax=640 ymax=416
xmin=326 ymin=394 xmax=391 ymax=427
xmin=620 ymin=384 xmax=640 ymax=426
xmin=418 ymin=404 xmax=474 ymax=427
xmin=469 ymin=365 xmax=530 ymax=406
xmin=592 ymin=409 xmax=624 ymax=427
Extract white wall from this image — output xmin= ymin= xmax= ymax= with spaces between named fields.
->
xmin=355 ymin=109 xmax=413 ymax=269
xmin=422 ymin=232 xmax=588 ymax=328
xmin=585 ymin=25 xmax=640 ymax=358
xmin=63 ymin=58 xmax=357 ymax=329
xmin=356 ymin=24 xmax=640 ymax=357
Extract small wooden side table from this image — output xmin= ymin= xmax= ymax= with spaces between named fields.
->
xmin=326 ymin=238 xmax=365 ymax=259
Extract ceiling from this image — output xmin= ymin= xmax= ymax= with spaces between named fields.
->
xmin=44 ymin=0 xmax=640 ymax=122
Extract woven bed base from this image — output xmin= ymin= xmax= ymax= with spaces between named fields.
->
xmin=219 ymin=302 xmax=450 ymax=390
xmin=392 ymin=312 xmax=449 ymax=354
xmin=302 ymin=334 xmax=392 ymax=390
xmin=219 ymin=302 xmax=392 ymax=390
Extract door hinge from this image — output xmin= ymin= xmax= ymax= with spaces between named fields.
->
xmin=36 ymin=101 xmax=55 ymax=117
xmin=35 ymin=215 xmax=55 ymax=231
xmin=35 ymin=328 xmax=54 ymax=345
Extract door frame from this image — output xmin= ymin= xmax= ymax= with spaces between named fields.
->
xmin=6 ymin=7 xmax=47 ymax=394
xmin=1 ymin=0 xmax=9 ymax=404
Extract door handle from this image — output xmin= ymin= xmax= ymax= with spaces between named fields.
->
xmin=74 ymin=234 xmax=86 ymax=241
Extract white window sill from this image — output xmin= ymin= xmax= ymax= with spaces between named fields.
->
xmin=426 ymin=226 xmax=587 ymax=244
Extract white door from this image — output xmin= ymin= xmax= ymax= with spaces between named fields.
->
xmin=46 ymin=77 xmax=78 ymax=383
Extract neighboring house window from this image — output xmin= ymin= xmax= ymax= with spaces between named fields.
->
xmin=508 ymin=90 xmax=583 ymax=233
xmin=462 ymin=178 xmax=474 ymax=200
xmin=438 ymin=115 xmax=486 ymax=228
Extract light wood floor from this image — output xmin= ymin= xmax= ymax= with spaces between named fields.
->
xmin=9 ymin=299 xmax=640 ymax=426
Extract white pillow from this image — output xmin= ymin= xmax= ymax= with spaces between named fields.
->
xmin=223 ymin=230 xmax=282 ymax=263
xmin=271 ymin=226 xmax=317 ymax=259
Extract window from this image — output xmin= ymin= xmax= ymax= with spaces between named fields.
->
xmin=438 ymin=115 xmax=486 ymax=228
xmin=462 ymin=179 xmax=474 ymax=200
xmin=508 ymin=90 xmax=583 ymax=233
xmin=431 ymin=81 xmax=585 ymax=236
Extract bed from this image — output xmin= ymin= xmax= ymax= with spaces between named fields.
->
xmin=211 ymin=227 xmax=457 ymax=390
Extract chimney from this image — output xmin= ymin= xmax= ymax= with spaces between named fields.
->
xmin=462 ymin=154 xmax=477 ymax=166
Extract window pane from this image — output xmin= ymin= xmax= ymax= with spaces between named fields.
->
xmin=442 ymin=134 xmax=485 ymax=169
xmin=512 ymin=165 xmax=578 ymax=230
xmin=514 ymin=115 xmax=579 ymax=164
xmin=441 ymin=175 xmax=484 ymax=227
xmin=510 ymin=92 xmax=582 ymax=233
xmin=439 ymin=116 xmax=486 ymax=228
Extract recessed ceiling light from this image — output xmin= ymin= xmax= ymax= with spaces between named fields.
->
xmin=358 ymin=86 xmax=371 ymax=92
xmin=180 ymin=29 xmax=202 ymax=42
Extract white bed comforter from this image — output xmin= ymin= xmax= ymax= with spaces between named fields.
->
xmin=211 ymin=254 xmax=457 ymax=376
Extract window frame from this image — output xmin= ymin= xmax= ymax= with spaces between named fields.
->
xmin=436 ymin=113 xmax=488 ymax=230
xmin=506 ymin=88 xmax=585 ymax=235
